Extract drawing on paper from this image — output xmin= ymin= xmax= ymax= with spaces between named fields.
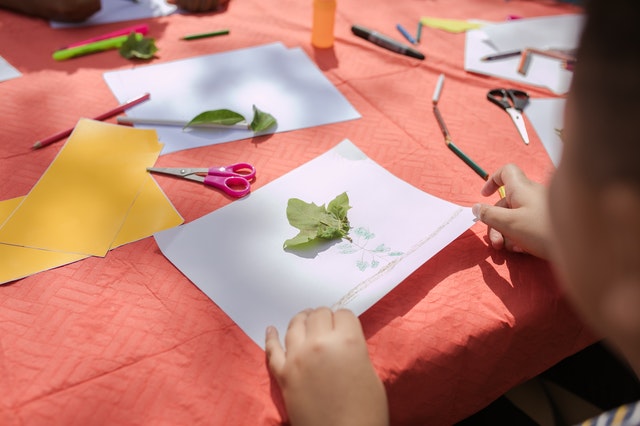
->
xmin=336 ymin=226 xmax=404 ymax=271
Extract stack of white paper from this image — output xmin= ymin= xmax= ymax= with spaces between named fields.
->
xmin=104 ymin=42 xmax=361 ymax=154
xmin=464 ymin=14 xmax=584 ymax=94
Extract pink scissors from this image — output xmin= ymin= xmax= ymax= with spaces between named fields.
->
xmin=147 ymin=163 xmax=256 ymax=198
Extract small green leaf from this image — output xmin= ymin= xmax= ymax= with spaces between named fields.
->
xmin=249 ymin=105 xmax=277 ymax=132
xmin=327 ymin=192 xmax=350 ymax=220
xmin=184 ymin=109 xmax=246 ymax=129
xmin=118 ymin=32 xmax=158 ymax=60
xmin=283 ymin=192 xmax=351 ymax=249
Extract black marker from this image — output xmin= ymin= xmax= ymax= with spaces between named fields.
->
xmin=480 ymin=50 xmax=522 ymax=62
xmin=351 ymin=24 xmax=425 ymax=60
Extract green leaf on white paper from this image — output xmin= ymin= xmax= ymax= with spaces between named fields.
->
xmin=184 ymin=105 xmax=277 ymax=133
xmin=249 ymin=105 xmax=277 ymax=132
xmin=283 ymin=192 xmax=351 ymax=249
xmin=184 ymin=109 xmax=246 ymax=129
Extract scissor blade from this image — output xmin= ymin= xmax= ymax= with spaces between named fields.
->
xmin=506 ymin=108 xmax=529 ymax=145
xmin=147 ymin=167 xmax=206 ymax=183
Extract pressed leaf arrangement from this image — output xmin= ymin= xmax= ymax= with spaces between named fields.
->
xmin=283 ymin=192 xmax=351 ymax=249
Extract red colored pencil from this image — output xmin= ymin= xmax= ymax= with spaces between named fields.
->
xmin=32 ymin=93 xmax=150 ymax=149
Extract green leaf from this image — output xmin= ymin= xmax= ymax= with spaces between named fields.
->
xmin=327 ymin=192 xmax=350 ymax=219
xmin=283 ymin=192 xmax=351 ymax=249
xmin=118 ymin=32 xmax=158 ymax=60
xmin=249 ymin=105 xmax=277 ymax=132
xmin=184 ymin=109 xmax=246 ymax=129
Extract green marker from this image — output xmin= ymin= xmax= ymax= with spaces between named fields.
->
xmin=182 ymin=29 xmax=230 ymax=41
xmin=53 ymin=33 xmax=142 ymax=61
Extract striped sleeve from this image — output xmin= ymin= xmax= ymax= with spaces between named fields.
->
xmin=579 ymin=401 xmax=640 ymax=426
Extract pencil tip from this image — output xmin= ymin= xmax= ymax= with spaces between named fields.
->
xmin=32 ymin=142 xmax=41 ymax=149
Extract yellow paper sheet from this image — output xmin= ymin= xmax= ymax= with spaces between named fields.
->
xmin=0 ymin=119 xmax=162 ymax=256
xmin=420 ymin=17 xmax=484 ymax=33
xmin=0 ymin=176 xmax=183 ymax=285
xmin=111 ymin=176 xmax=183 ymax=248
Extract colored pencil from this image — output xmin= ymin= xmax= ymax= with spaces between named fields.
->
xmin=33 ymin=93 xmax=150 ymax=149
xmin=182 ymin=29 xmax=230 ymax=41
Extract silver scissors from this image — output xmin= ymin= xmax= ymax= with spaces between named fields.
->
xmin=147 ymin=163 xmax=256 ymax=198
xmin=487 ymin=88 xmax=530 ymax=145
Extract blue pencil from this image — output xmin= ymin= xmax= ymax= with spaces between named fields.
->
xmin=396 ymin=24 xmax=417 ymax=45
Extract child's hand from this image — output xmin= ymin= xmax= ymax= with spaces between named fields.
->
xmin=0 ymin=0 xmax=101 ymax=22
xmin=473 ymin=164 xmax=552 ymax=260
xmin=166 ymin=0 xmax=229 ymax=12
xmin=265 ymin=308 xmax=389 ymax=426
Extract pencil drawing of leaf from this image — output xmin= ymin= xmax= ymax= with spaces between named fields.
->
xmin=356 ymin=260 xmax=368 ymax=271
xmin=353 ymin=227 xmax=375 ymax=240
xmin=283 ymin=192 xmax=351 ymax=249
xmin=250 ymin=105 xmax=277 ymax=132
xmin=336 ymin=226 xmax=404 ymax=271
xmin=185 ymin=109 xmax=246 ymax=129
xmin=119 ymin=32 xmax=158 ymax=59
xmin=373 ymin=244 xmax=389 ymax=253
xmin=337 ymin=242 xmax=359 ymax=254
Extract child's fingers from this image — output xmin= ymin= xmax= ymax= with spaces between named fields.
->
xmin=265 ymin=326 xmax=286 ymax=376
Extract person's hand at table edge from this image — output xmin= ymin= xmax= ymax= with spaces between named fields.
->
xmin=166 ymin=0 xmax=230 ymax=13
xmin=472 ymin=163 xmax=553 ymax=260
xmin=0 ymin=0 xmax=101 ymax=22
xmin=265 ymin=307 xmax=389 ymax=426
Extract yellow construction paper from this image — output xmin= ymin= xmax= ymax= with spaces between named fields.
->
xmin=0 ymin=244 xmax=87 ymax=285
xmin=111 ymin=176 xmax=183 ymax=248
xmin=0 ymin=119 xmax=162 ymax=256
xmin=420 ymin=17 xmax=484 ymax=33
xmin=0 ymin=176 xmax=183 ymax=285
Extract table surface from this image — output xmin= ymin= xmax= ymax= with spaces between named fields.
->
xmin=0 ymin=1 xmax=593 ymax=424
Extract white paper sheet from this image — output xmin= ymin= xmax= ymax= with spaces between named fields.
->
xmin=482 ymin=14 xmax=584 ymax=52
xmin=51 ymin=0 xmax=177 ymax=28
xmin=0 ymin=55 xmax=21 ymax=83
xmin=154 ymin=139 xmax=476 ymax=348
xmin=464 ymin=14 xmax=583 ymax=94
xmin=104 ymin=43 xmax=361 ymax=154
xmin=465 ymin=29 xmax=574 ymax=94
xmin=525 ymin=98 xmax=566 ymax=167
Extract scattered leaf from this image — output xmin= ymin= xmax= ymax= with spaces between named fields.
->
xmin=184 ymin=105 xmax=278 ymax=133
xmin=184 ymin=109 xmax=246 ymax=129
xmin=283 ymin=192 xmax=351 ymax=249
xmin=119 ymin=32 xmax=158 ymax=60
xmin=249 ymin=105 xmax=277 ymax=132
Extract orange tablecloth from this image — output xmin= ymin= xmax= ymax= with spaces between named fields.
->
xmin=0 ymin=0 xmax=592 ymax=424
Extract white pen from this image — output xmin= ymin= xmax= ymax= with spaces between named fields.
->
xmin=116 ymin=116 xmax=251 ymax=129
xmin=432 ymin=73 xmax=445 ymax=105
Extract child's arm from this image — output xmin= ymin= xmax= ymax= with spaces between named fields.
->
xmin=166 ymin=0 xmax=229 ymax=12
xmin=0 ymin=0 xmax=101 ymax=22
xmin=265 ymin=308 xmax=389 ymax=426
xmin=473 ymin=163 xmax=553 ymax=260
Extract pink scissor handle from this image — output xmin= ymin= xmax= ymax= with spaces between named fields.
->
xmin=209 ymin=163 xmax=256 ymax=180
xmin=203 ymin=174 xmax=251 ymax=198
